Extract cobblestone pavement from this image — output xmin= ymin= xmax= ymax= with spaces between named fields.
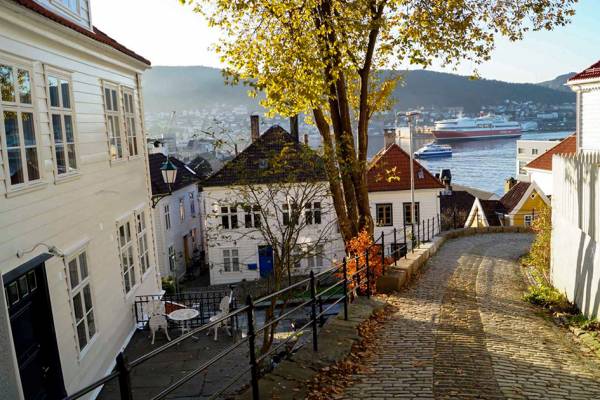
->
xmin=342 ymin=234 xmax=600 ymax=399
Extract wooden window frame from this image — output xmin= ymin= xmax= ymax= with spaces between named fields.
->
xmin=403 ymin=202 xmax=421 ymax=225
xmin=117 ymin=219 xmax=137 ymax=295
xmin=121 ymin=87 xmax=139 ymax=158
xmin=223 ymin=248 xmax=239 ymax=272
xmin=102 ymin=82 xmax=126 ymax=162
xmin=135 ymin=209 xmax=150 ymax=277
xmin=376 ymin=203 xmax=393 ymax=226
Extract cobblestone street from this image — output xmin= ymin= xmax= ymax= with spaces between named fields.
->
xmin=342 ymin=233 xmax=600 ymax=399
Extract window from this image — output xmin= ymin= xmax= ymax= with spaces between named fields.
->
xmin=136 ymin=211 xmax=150 ymax=275
xmin=403 ymin=202 xmax=420 ymax=225
xmin=122 ymin=88 xmax=138 ymax=157
xmin=307 ymin=244 xmax=324 ymax=269
xmin=258 ymin=159 xmax=268 ymax=169
xmin=57 ymin=0 xmax=79 ymax=13
xmin=164 ymin=204 xmax=171 ymax=230
xmin=191 ymin=228 xmax=197 ymax=246
xmin=179 ymin=198 xmax=185 ymax=222
xmin=293 ymin=246 xmax=302 ymax=269
xmin=168 ymin=245 xmax=175 ymax=271
xmin=517 ymin=147 xmax=524 ymax=154
xmin=305 ymin=202 xmax=322 ymax=225
xmin=103 ymin=84 xmax=123 ymax=160
xmin=48 ymin=73 xmax=77 ymax=175
xmin=376 ymin=203 xmax=393 ymax=226
xmin=524 ymin=215 xmax=533 ymax=227
xmin=189 ymin=192 xmax=196 ymax=216
xmin=518 ymin=160 xmax=527 ymax=175
xmin=117 ymin=221 xmax=136 ymax=294
xmin=221 ymin=206 xmax=238 ymax=229
xmin=244 ymin=205 xmax=261 ymax=228
xmin=282 ymin=203 xmax=299 ymax=226
xmin=532 ymin=148 xmax=539 ymax=155
xmin=223 ymin=249 xmax=239 ymax=272
xmin=1 ymin=63 xmax=40 ymax=187
xmin=67 ymin=251 xmax=96 ymax=352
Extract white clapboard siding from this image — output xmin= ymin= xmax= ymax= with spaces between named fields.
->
xmin=580 ymin=89 xmax=600 ymax=151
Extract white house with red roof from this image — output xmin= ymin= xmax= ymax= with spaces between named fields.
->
xmin=367 ymin=132 xmax=443 ymax=252
xmin=0 ymin=1 xmax=160 ymax=398
xmin=551 ymin=61 xmax=600 ymax=319
xmin=522 ymin=134 xmax=576 ymax=196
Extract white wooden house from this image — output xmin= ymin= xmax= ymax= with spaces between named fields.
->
xmin=148 ymin=146 xmax=204 ymax=282
xmin=0 ymin=1 xmax=160 ymax=398
xmin=367 ymin=133 xmax=443 ymax=252
xmin=203 ymin=118 xmax=344 ymax=285
xmin=551 ymin=61 xmax=600 ymax=318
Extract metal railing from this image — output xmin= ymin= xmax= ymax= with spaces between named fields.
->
xmin=64 ymin=214 xmax=442 ymax=400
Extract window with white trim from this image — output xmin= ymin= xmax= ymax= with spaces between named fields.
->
xmin=117 ymin=221 xmax=136 ymax=294
xmin=189 ymin=192 xmax=196 ymax=217
xmin=122 ymin=88 xmax=138 ymax=157
xmin=57 ymin=0 xmax=79 ymax=13
xmin=223 ymin=249 xmax=239 ymax=272
xmin=48 ymin=72 xmax=77 ymax=175
xmin=244 ymin=205 xmax=261 ymax=228
xmin=136 ymin=210 xmax=150 ymax=275
xmin=164 ymin=204 xmax=171 ymax=230
xmin=1 ymin=62 xmax=40 ymax=187
xmin=524 ymin=214 xmax=534 ymax=227
xmin=179 ymin=198 xmax=185 ymax=222
xmin=66 ymin=251 xmax=96 ymax=352
xmin=307 ymin=244 xmax=324 ymax=269
xmin=103 ymin=83 xmax=124 ymax=160
xmin=221 ymin=206 xmax=238 ymax=229
xmin=305 ymin=202 xmax=321 ymax=225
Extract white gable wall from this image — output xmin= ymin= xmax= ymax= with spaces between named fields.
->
xmin=580 ymin=87 xmax=600 ymax=152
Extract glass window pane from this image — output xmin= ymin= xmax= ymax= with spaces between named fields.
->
xmin=52 ymin=114 xmax=63 ymax=144
xmin=86 ymin=312 xmax=96 ymax=337
xmin=64 ymin=115 xmax=74 ymax=142
xmin=83 ymin=285 xmax=93 ymax=311
xmin=104 ymin=88 xmax=111 ymax=110
xmin=22 ymin=112 xmax=35 ymax=146
xmin=77 ymin=321 xmax=87 ymax=349
xmin=18 ymin=69 xmax=31 ymax=104
xmin=67 ymin=144 xmax=77 ymax=170
xmin=4 ymin=111 xmax=19 ymax=147
xmin=0 ymin=65 xmax=15 ymax=102
xmin=7 ymin=282 xmax=19 ymax=305
xmin=25 ymin=148 xmax=39 ymax=181
xmin=7 ymin=149 xmax=24 ymax=185
xmin=60 ymin=80 xmax=70 ymax=108
xmin=128 ymin=95 xmax=134 ymax=114
xmin=79 ymin=253 xmax=88 ymax=280
xmin=27 ymin=271 xmax=37 ymax=291
xmin=68 ymin=259 xmax=79 ymax=288
xmin=48 ymin=76 xmax=60 ymax=107
xmin=17 ymin=276 xmax=28 ymax=298
xmin=111 ymin=90 xmax=117 ymax=110
xmin=73 ymin=292 xmax=83 ymax=320
xmin=55 ymin=146 xmax=66 ymax=175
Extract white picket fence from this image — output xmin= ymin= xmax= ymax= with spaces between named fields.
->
xmin=552 ymin=151 xmax=600 ymax=243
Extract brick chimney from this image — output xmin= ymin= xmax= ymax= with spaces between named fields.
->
xmin=504 ymin=177 xmax=517 ymax=193
xmin=250 ymin=115 xmax=260 ymax=142
xmin=383 ymin=128 xmax=396 ymax=149
xmin=290 ymin=115 xmax=299 ymax=142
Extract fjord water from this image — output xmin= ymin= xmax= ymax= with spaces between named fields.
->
xmin=367 ymin=131 xmax=571 ymax=195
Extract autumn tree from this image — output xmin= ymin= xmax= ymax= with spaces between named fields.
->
xmin=182 ymin=0 xmax=575 ymax=244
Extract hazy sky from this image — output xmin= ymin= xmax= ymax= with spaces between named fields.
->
xmin=91 ymin=0 xmax=600 ymax=83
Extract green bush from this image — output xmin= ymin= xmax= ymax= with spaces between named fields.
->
xmin=523 ymin=284 xmax=573 ymax=313
xmin=161 ymin=276 xmax=176 ymax=295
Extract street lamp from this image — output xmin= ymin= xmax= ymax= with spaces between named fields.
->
xmin=151 ymin=155 xmax=178 ymax=208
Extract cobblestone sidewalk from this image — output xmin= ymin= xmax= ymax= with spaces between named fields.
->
xmin=342 ymin=233 xmax=600 ymax=400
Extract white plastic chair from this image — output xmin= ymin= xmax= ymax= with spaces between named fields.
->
xmin=207 ymin=295 xmax=232 ymax=341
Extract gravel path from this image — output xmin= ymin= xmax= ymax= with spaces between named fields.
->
xmin=342 ymin=233 xmax=600 ymax=399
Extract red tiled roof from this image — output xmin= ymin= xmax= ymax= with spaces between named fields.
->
xmin=568 ymin=60 xmax=600 ymax=83
xmin=12 ymin=0 xmax=151 ymax=65
xmin=367 ymin=144 xmax=443 ymax=192
xmin=525 ymin=134 xmax=576 ymax=171
xmin=499 ymin=181 xmax=530 ymax=213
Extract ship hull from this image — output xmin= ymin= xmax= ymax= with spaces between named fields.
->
xmin=433 ymin=128 xmax=521 ymax=140
xmin=414 ymin=150 xmax=452 ymax=158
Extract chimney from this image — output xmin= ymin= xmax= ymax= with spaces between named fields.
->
xmin=303 ymin=133 xmax=309 ymax=145
xmin=504 ymin=177 xmax=517 ymax=193
xmin=290 ymin=115 xmax=299 ymax=142
xmin=383 ymin=128 xmax=396 ymax=149
xmin=250 ymin=115 xmax=260 ymax=142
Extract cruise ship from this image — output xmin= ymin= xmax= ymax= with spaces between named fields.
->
xmin=433 ymin=115 xmax=522 ymax=140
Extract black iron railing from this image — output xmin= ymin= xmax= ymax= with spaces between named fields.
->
xmin=64 ymin=214 xmax=442 ymax=400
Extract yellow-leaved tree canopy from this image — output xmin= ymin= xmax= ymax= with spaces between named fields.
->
xmin=181 ymin=0 xmax=575 ymax=244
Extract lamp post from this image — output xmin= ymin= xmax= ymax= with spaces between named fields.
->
xmin=151 ymin=156 xmax=178 ymax=208
xmin=406 ymin=111 xmax=420 ymax=231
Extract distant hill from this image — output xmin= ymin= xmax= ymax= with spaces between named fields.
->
xmin=143 ymin=66 xmax=575 ymax=114
xmin=537 ymin=72 xmax=577 ymax=92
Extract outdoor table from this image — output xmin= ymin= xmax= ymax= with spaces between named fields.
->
xmin=168 ymin=308 xmax=200 ymax=339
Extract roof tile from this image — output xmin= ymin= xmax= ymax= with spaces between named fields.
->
xmin=525 ymin=134 xmax=576 ymax=171
xmin=569 ymin=60 xmax=600 ymax=83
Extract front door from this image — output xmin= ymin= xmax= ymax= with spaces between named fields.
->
xmin=4 ymin=260 xmax=66 ymax=400
xmin=258 ymin=245 xmax=274 ymax=278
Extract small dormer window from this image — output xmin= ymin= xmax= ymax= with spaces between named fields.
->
xmin=58 ymin=0 xmax=79 ymax=13
xmin=258 ymin=159 xmax=268 ymax=169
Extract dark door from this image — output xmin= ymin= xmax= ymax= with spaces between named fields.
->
xmin=4 ymin=262 xmax=66 ymax=400
xmin=258 ymin=245 xmax=274 ymax=278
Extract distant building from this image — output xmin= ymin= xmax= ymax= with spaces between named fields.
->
xmin=0 ymin=1 xmax=159 ymax=398
xmin=516 ymin=139 xmax=561 ymax=182
xmin=148 ymin=150 xmax=204 ymax=282
xmin=523 ymin=134 xmax=576 ymax=196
